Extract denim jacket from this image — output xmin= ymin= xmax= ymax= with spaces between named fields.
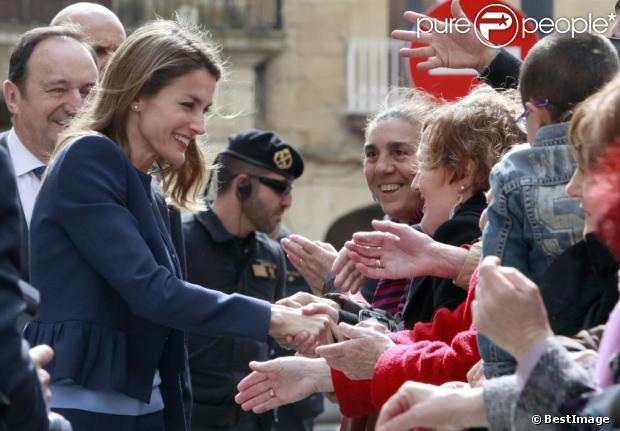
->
xmin=479 ymin=122 xmax=585 ymax=378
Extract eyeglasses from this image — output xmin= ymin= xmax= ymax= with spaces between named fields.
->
xmin=249 ymin=175 xmax=292 ymax=197
xmin=515 ymin=99 xmax=550 ymax=123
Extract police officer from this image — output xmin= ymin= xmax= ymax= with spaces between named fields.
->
xmin=183 ymin=129 xmax=303 ymax=431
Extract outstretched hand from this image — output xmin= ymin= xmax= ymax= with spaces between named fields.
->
xmin=235 ymin=357 xmax=333 ymax=413
xmin=346 ymin=220 xmax=439 ymax=280
xmin=391 ymin=0 xmax=498 ymax=72
xmin=316 ymin=322 xmax=394 ymax=380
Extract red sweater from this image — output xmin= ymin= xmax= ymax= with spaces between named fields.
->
xmin=331 ymin=272 xmax=480 ymax=417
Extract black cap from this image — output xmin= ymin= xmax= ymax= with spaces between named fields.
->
xmin=220 ymin=129 xmax=304 ymax=179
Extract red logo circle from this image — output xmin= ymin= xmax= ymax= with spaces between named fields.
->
xmin=474 ymin=3 xmax=519 ymax=48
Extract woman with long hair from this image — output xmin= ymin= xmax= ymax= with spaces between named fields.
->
xmin=23 ymin=20 xmax=330 ymax=431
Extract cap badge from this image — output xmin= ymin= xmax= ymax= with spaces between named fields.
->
xmin=273 ymin=148 xmax=293 ymax=170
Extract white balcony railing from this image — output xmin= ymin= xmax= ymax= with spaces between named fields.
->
xmin=347 ymin=37 xmax=410 ymax=115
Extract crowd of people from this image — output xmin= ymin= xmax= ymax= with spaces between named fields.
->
xmin=2 ymin=0 xmax=620 ymax=430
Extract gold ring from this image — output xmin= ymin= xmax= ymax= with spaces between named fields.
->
xmin=375 ymin=259 xmax=382 ymax=269
xmin=269 ymin=388 xmax=275 ymax=398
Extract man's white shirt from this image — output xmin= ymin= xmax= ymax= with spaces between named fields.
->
xmin=6 ymin=128 xmax=44 ymax=227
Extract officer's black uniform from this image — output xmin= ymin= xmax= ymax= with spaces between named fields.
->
xmin=183 ymin=205 xmax=286 ymax=431
xmin=182 ymin=130 xmax=304 ymax=431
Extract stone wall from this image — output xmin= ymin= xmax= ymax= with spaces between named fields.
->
xmin=258 ymin=0 xmax=389 ymax=241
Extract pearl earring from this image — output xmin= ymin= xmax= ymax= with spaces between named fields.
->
xmin=131 ymin=104 xmax=139 ymax=112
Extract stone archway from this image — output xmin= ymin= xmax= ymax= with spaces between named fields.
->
xmin=324 ymin=203 xmax=384 ymax=249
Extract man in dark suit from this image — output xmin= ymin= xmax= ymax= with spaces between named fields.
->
xmin=1 ymin=26 xmax=97 ymax=281
xmin=183 ymin=130 xmax=304 ymax=431
xmin=0 ymin=145 xmax=50 ymax=430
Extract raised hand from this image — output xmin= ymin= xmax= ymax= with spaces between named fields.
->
xmin=346 ymin=219 xmax=465 ymax=281
xmin=235 ymin=357 xmax=333 ymax=413
xmin=316 ymin=323 xmax=394 ymax=380
xmin=281 ymin=235 xmax=337 ymax=296
xmin=473 ymin=256 xmax=553 ymax=361
xmin=391 ymin=0 xmax=498 ymax=72
xmin=332 ymin=246 xmax=366 ymax=294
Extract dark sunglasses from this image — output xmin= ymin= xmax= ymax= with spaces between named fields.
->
xmin=249 ymin=175 xmax=292 ymax=197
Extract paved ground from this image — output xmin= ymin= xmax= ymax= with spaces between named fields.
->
xmin=314 ymin=401 xmax=342 ymax=430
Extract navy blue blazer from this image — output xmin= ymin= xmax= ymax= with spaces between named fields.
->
xmin=0 ymin=131 xmax=31 ymax=283
xmin=23 ymin=135 xmax=271 ymax=430
xmin=0 ymin=145 xmax=48 ymax=430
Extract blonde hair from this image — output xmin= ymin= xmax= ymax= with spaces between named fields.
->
xmin=52 ymin=19 xmax=224 ymax=211
xmin=569 ymin=73 xmax=620 ymax=170
xmin=418 ymin=89 xmax=526 ymax=192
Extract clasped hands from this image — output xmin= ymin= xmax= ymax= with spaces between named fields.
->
xmin=272 ymin=290 xmax=396 ymax=375
xmin=268 ymin=302 xmax=340 ymax=351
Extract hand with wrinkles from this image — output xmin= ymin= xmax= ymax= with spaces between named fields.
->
xmin=346 ymin=219 xmax=466 ymax=281
xmin=316 ymin=323 xmax=395 ymax=380
xmin=235 ymin=357 xmax=333 ymax=413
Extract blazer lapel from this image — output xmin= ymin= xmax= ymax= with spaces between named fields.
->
xmin=0 ymin=132 xmax=30 ymax=282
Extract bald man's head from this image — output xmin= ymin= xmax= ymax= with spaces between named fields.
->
xmin=51 ymin=2 xmax=125 ymax=75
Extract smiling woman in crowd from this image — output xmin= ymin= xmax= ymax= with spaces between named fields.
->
xmin=234 ymin=89 xmax=525 ymax=420
xmin=280 ymin=89 xmax=435 ymax=309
